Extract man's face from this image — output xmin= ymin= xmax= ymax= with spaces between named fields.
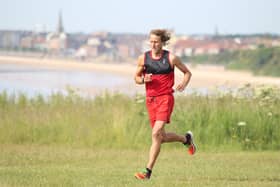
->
xmin=149 ymin=34 xmax=163 ymax=54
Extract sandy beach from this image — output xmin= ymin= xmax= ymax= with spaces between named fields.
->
xmin=0 ymin=55 xmax=280 ymax=95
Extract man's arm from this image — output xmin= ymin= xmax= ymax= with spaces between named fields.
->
xmin=134 ymin=55 xmax=145 ymax=84
xmin=171 ymin=54 xmax=192 ymax=92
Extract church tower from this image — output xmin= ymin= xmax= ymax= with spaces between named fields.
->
xmin=57 ymin=10 xmax=64 ymax=33
xmin=46 ymin=10 xmax=67 ymax=53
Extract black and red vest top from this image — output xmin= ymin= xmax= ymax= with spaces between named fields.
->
xmin=144 ymin=50 xmax=174 ymax=97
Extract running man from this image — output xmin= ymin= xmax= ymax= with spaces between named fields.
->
xmin=134 ymin=29 xmax=196 ymax=180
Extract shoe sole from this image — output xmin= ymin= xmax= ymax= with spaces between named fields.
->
xmin=135 ymin=174 xmax=149 ymax=180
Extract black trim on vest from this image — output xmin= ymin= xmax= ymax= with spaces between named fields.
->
xmin=144 ymin=50 xmax=173 ymax=74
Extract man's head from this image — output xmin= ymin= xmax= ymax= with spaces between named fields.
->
xmin=149 ymin=29 xmax=171 ymax=54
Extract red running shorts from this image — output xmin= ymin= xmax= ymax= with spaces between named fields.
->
xmin=146 ymin=94 xmax=174 ymax=128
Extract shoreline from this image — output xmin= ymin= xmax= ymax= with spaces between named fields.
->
xmin=0 ymin=55 xmax=135 ymax=77
xmin=1 ymin=55 xmax=280 ymax=92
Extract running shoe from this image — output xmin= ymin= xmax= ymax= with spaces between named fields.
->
xmin=134 ymin=168 xmax=151 ymax=180
xmin=184 ymin=131 xmax=197 ymax=155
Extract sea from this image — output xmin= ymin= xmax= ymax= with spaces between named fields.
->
xmin=0 ymin=62 xmax=237 ymax=99
xmin=0 ymin=63 xmax=138 ymax=98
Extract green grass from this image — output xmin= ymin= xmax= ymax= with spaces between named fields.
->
xmin=0 ymin=145 xmax=279 ymax=187
xmin=0 ymin=86 xmax=280 ymax=186
xmin=0 ymin=85 xmax=279 ymax=151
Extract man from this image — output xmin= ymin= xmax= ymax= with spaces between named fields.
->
xmin=134 ymin=29 xmax=197 ymax=180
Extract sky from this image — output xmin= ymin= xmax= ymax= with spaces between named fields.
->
xmin=0 ymin=0 xmax=279 ymax=35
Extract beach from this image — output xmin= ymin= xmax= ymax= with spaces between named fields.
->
xmin=0 ymin=55 xmax=280 ymax=96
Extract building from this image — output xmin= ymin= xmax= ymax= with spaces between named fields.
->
xmin=46 ymin=11 xmax=67 ymax=54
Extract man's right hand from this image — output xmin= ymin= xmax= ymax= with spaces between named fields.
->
xmin=144 ymin=73 xmax=153 ymax=83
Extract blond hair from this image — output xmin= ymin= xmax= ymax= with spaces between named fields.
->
xmin=150 ymin=29 xmax=171 ymax=46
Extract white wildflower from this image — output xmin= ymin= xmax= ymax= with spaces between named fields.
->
xmin=136 ymin=99 xmax=144 ymax=104
xmin=237 ymin=121 xmax=246 ymax=126
xmin=245 ymin=138 xmax=250 ymax=142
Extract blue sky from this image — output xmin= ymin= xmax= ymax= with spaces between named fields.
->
xmin=1 ymin=0 xmax=279 ymax=35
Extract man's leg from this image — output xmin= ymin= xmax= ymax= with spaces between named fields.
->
xmin=135 ymin=121 xmax=165 ymax=179
xmin=163 ymin=130 xmax=196 ymax=155
xmin=146 ymin=120 xmax=165 ymax=170
xmin=147 ymin=121 xmax=189 ymax=170
xmin=135 ymin=121 xmax=195 ymax=179
xmin=162 ymin=131 xmax=186 ymax=143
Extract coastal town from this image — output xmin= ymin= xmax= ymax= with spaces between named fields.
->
xmin=1 ymin=12 xmax=280 ymax=62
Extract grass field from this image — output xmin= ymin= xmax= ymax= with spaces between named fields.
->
xmin=0 ymin=86 xmax=279 ymax=186
xmin=0 ymin=145 xmax=279 ymax=187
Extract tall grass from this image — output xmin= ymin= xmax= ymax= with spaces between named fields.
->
xmin=0 ymin=90 xmax=150 ymax=149
xmin=0 ymin=85 xmax=279 ymax=151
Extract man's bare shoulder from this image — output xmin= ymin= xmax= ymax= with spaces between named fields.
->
xmin=138 ymin=54 xmax=145 ymax=60
xmin=168 ymin=52 xmax=181 ymax=65
xmin=168 ymin=52 xmax=176 ymax=61
xmin=137 ymin=54 xmax=145 ymax=65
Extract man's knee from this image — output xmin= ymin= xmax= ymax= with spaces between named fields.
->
xmin=152 ymin=121 xmax=165 ymax=142
xmin=152 ymin=130 xmax=160 ymax=138
xmin=152 ymin=130 xmax=166 ymax=142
